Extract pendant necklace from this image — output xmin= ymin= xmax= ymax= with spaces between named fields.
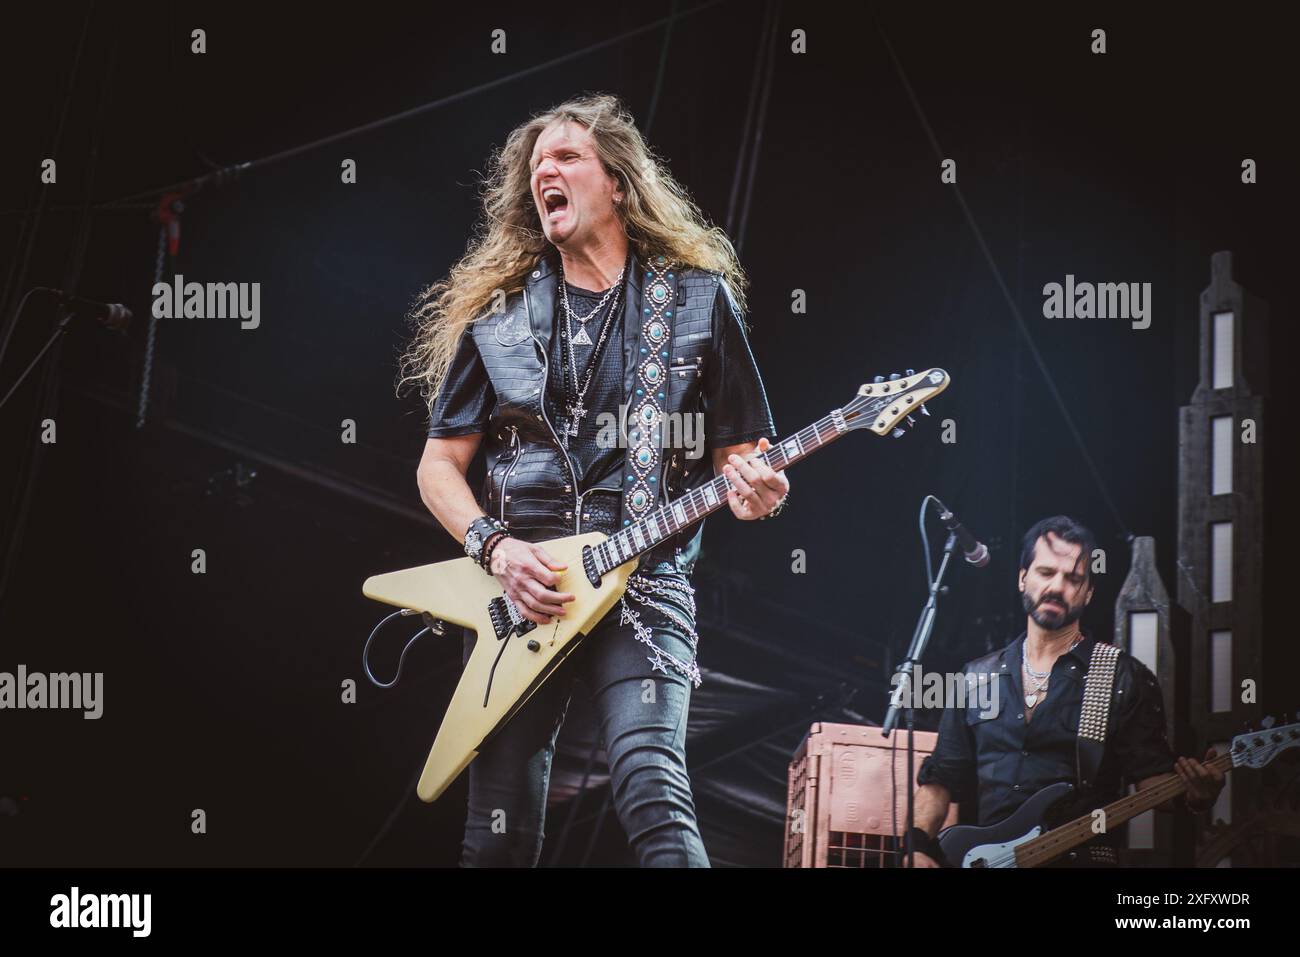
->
xmin=557 ymin=277 xmax=623 ymax=448
xmin=1022 ymin=632 xmax=1083 ymax=708
xmin=562 ymin=264 xmax=625 ymax=347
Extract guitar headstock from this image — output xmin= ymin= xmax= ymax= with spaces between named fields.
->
xmin=841 ymin=368 xmax=951 ymax=437
xmin=1229 ymin=717 xmax=1300 ymax=770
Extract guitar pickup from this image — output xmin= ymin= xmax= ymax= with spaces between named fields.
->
xmin=582 ymin=544 xmax=603 ymax=588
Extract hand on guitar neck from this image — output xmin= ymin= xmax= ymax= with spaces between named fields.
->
xmin=1145 ymin=746 xmax=1225 ymax=813
xmin=717 ymin=436 xmax=790 ymax=520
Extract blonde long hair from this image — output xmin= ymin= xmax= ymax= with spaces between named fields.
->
xmin=398 ymin=93 xmax=748 ymax=414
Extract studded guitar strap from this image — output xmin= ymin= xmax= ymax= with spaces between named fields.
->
xmin=1076 ymin=640 xmax=1122 ymax=793
xmin=618 ymin=254 xmax=677 ymax=532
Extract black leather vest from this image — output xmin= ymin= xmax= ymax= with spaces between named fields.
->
xmin=470 ymin=250 xmax=719 ymax=572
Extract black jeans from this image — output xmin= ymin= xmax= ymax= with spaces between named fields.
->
xmin=459 ymin=572 xmax=710 ymax=867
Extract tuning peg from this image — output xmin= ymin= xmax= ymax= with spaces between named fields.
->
xmin=906 ymin=415 xmax=917 ymax=428
xmin=1261 ymin=715 xmax=1276 ymax=729
xmin=873 ymin=375 xmax=885 ymax=383
xmin=920 ymin=403 xmax=931 ymax=416
xmin=891 ymin=427 xmax=906 ymax=438
xmin=889 ymin=372 xmax=901 ymax=380
xmin=905 ymin=368 xmax=915 ymax=376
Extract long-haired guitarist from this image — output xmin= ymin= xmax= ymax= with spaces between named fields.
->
xmin=400 ymin=94 xmax=788 ymax=866
xmin=906 ymin=515 xmax=1225 ymax=867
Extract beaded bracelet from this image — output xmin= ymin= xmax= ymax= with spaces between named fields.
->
xmin=481 ymin=530 xmax=510 ymax=573
xmin=759 ymin=492 xmax=789 ymax=521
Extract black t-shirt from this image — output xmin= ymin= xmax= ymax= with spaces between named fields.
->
xmin=546 ymin=280 xmax=626 ymax=494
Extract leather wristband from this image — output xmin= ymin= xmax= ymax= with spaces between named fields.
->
xmin=903 ymin=826 xmax=944 ymax=865
xmin=464 ymin=516 xmax=507 ymax=569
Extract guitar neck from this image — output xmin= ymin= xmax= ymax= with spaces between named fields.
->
xmin=1015 ymin=752 xmax=1236 ymax=868
xmin=588 ymin=412 xmax=848 ymax=576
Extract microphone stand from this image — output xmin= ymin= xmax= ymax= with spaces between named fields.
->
xmin=0 ymin=306 xmax=75 ymax=413
xmin=881 ymin=529 xmax=958 ymax=868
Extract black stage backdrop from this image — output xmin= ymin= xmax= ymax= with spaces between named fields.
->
xmin=0 ymin=2 xmax=1295 ymax=867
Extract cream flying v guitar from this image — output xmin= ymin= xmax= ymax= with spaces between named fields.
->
xmin=364 ymin=368 xmax=951 ymax=802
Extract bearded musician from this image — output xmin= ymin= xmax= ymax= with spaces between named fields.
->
xmin=907 ymin=516 xmax=1225 ymax=867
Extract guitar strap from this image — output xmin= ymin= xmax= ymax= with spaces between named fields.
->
xmin=1075 ymin=640 xmax=1122 ymax=793
xmin=618 ymin=254 xmax=678 ymax=531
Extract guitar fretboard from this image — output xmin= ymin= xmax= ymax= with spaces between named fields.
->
xmin=590 ymin=406 xmax=865 ymax=576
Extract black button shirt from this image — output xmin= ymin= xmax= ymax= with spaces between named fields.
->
xmin=916 ymin=632 xmax=1177 ymax=831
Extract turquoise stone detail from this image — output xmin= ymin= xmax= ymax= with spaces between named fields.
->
xmin=637 ymin=388 xmax=644 ymax=395
xmin=658 ymin=392 xmax=665 ymax=400
xmin=645 ymin=364 xmax=660 ymax=382
xmin=632 ymin=490 xmax=648 ymax=508
xmin=624 ymin=519 xmax=631 ymax=526
xmin=636 ymin=447 xmax=652 ymax=466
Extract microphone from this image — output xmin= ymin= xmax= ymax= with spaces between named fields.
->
xmin=936 ymin=502 xmax=990 ymax=568
xmin=36 ymin=288 xmax=133 ymax=331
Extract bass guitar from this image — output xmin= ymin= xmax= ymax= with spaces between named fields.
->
xmin=938 ymin=718 xmax=1300 ymax=867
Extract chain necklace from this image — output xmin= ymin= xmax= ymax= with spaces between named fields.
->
xmin=561 ymin=262 xmax=626 ymax=344
xmin=1022 ymin=631 xmax=1083 ymax=708
xmin=557 ymin=272 xmax=623 ymax=447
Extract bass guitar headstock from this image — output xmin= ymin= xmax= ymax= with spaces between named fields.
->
xmin=1230 ymin=716 xmax=1300 ymax=770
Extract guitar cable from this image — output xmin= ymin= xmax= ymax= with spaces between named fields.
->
xmin=363 ymin=609 xmax=443 ymax=689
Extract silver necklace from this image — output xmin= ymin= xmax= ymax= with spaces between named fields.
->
xmin=558 ymin=283 xmax=623 ymax=445
xmin=561 ymin=265 xmax=625 ymax=345
xmin=1022 ymin=633 xmax=1082 ymax=707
